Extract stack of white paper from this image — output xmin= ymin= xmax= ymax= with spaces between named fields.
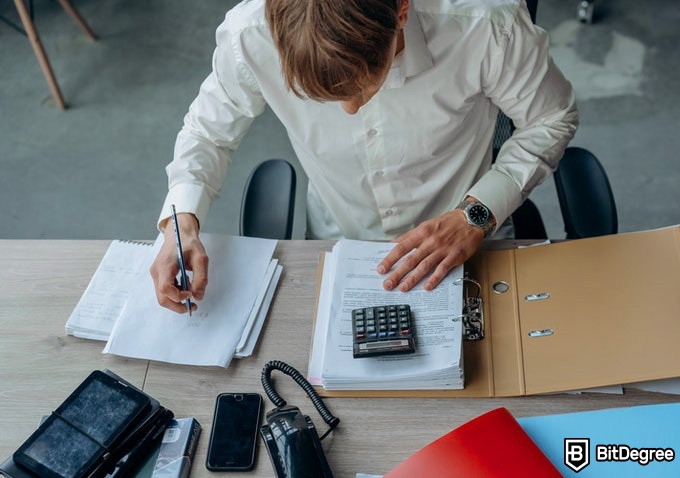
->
xmin=66 ymin=240 xmax=152 ymax=341
xmin=308 ymin=239 xmax=465 ymax=391
xmin=66 ymin=233 xmax=281 ymax=367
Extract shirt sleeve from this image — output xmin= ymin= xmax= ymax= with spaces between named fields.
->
xmin=467 ymin=2 xmax=579 ymax=232
xmin=157 ymin=15 xmax=267 ymax=230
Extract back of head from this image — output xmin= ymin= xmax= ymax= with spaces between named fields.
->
xmin=265 ymin=0 xmax=401 ymax=101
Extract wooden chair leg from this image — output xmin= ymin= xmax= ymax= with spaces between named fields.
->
xmin=13 ymin=0 xmax=66 ymax=109
xmin=56 ymin=0 xmax=97 ymax=40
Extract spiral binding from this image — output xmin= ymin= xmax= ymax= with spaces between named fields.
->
xmin=115 ymin=239 xmax=152 ymax=246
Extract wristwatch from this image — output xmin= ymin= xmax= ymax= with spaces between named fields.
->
xmin=456 ymin=199 xmax=496 ymax=238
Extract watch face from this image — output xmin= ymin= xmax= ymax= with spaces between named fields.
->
xmin=468 ymin=204 xmax=490 ymax=226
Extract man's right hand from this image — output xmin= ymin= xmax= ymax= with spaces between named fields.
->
xmin=150 ymin=213 xmax=209 ymax=314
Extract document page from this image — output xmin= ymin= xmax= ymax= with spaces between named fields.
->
xmin=66 ymin=240 xmax=152 ymax=340
xmin=310 ymin=239 xmax=464 ymax=390
xmin=235 ymin=260 xmax=283 ymax=358
xmin=103 ymin=233 xmax=277 ymax=367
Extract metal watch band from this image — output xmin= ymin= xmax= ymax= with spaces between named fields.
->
xmin=456 ymin=199 xmax=496 ymax=238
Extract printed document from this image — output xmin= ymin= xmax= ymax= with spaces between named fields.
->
xmin=309 ymin=239 xmax=464 ymax=390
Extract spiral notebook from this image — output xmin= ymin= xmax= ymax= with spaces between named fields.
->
xmin=66 ymin=239 xmax=152 ymax=341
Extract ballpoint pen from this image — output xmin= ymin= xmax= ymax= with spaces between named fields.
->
xmin=171 ymin=204 xmax=193 ymax=316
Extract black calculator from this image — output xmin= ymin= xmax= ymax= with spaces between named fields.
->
xmin=351 ymin=304 xmax=416 ymax=358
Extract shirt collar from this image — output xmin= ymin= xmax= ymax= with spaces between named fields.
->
xmin=383 ymin=1 xmax=433 ymax=89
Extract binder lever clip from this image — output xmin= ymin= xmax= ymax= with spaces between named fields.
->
xmin=454 ymin=276 xmax=484 ymax=341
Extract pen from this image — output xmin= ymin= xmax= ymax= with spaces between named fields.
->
xmin=171 ymin=204 xmax=192 ymax=316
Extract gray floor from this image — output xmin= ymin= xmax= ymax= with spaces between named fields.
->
xmin=1 ymin=0 xmax=679 ymax=241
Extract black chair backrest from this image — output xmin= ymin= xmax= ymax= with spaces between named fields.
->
xmin=526 ymin=0 xmax=538 ymax=23
xmin=240 ymin=159 xmax=296 ymax=240
xmin=554 ymin=147 xmax=618 ymax=239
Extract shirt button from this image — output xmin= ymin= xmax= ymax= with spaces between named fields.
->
xmin=367 ymin=128 xmax=377 ymax=137
xmin=374 ymin=170 xmax=383 ymax=177
xmin=384 ymin=209 xmax=394 ymax=216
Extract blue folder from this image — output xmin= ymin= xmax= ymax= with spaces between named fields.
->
xmin=518 ymin=403 xmax=680 ymax=477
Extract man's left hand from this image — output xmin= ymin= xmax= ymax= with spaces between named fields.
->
xmin=376 ymin=210 xmax=484 ymax=292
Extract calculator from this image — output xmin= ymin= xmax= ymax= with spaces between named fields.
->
xmin=351 ymin=304 xmax=416 ymax=358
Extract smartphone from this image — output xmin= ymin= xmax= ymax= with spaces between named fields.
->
xmin=206 ymin=392 xmax=263 ymax=471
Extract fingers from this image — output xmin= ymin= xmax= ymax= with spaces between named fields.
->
xmin=150 ymin=248 xmax=192 ymax=314
xmin=378 ymin=212 xmax=484 ymax=292
xmin=377 ymin=238 xmax=416 ymax=289
xmin=185 ymin=240 xmax=209 ymax=301
xmin=390 ymin=252 xmax=434 ymax=292
xmin=423 ymin=257 xmax=459 ymax=291
xmin=150 ymin=221 xmax=209 ymax=314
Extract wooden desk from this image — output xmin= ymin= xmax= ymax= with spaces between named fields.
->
xmin=1 ymin=239 xmax=679 ymax=477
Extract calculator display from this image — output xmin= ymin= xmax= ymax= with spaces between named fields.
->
xmin=351 ymin=305 xmax=416 ymax=358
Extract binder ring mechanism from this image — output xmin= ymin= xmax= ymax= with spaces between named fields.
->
xmin=453 ymin=276 xmax=484 ymax=341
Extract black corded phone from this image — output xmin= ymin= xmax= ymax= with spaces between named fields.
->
xmin=260 ymin=361 xmax=340 ymax=478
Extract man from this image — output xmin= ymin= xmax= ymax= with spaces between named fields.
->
xmin=151 ymin=0 xmax=577 ymax=314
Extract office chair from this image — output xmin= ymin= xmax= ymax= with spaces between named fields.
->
xmin=507 ymin=145 xmax=618 ymax=240
xmin=554 ymin=146 xmax=618 ymax=238
xmin=240 ymin=159 xmax=296 ymax=240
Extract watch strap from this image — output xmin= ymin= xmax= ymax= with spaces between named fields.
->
xmin=456 ymin=199 xmax=497 ymax=238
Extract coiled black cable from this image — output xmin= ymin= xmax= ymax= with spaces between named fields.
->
xmin=261 ymin=360 xmax=340 ymax=439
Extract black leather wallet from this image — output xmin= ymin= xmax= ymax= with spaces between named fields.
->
xmin=1 ymin=369 xmax=173 ymax=478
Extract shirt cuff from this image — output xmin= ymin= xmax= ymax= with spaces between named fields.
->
xmin=466 ymin=169 xmax=523 ymax=235
xmin=157 ymin=182 xmax=212 ymax=231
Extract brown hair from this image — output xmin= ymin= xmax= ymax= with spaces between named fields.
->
xmin=265 ymin=0 xmax=401 ymax=101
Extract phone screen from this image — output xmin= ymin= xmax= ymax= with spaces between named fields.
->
xmin=206 ymin=393 xmax=263 ymax=471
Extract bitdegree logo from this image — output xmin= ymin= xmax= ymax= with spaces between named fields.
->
xmin=564 ymin=438 xmax=676 ymax=472
xmin=565 ymin=439 xmax=590 ymax=472
xmin=596 ymin=444 xmax=675 ymax=466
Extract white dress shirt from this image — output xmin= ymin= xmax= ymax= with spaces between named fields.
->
xmin=159 ymin=0 xmax=578 ymax=240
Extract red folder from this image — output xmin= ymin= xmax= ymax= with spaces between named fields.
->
xmin=384 ymin=408 xmax=561 ymax=477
